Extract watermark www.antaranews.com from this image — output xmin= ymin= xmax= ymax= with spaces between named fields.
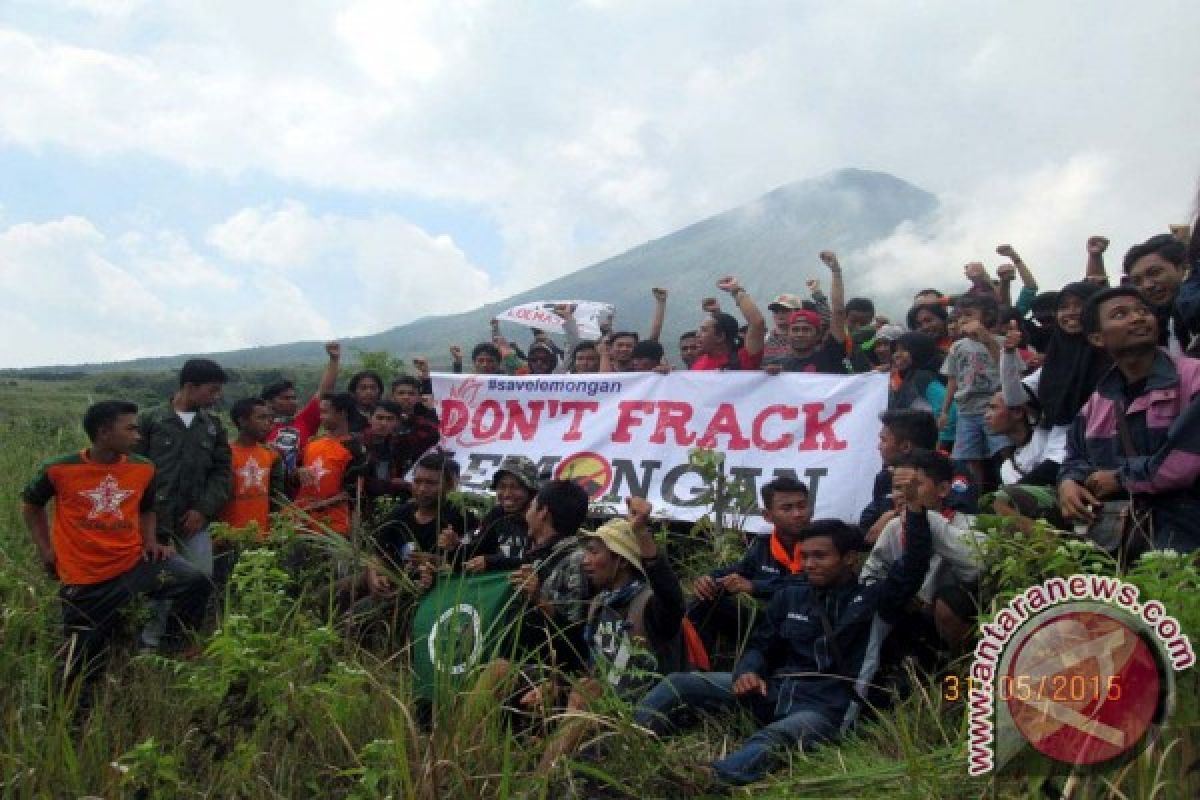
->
xmin=965 ymin=573 xmax=1195 ymax=776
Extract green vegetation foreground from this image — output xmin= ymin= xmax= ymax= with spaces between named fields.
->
xmin=0 ymin=381 xmax=1196 ymax=799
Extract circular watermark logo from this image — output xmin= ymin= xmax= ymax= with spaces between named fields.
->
xmin=1002 ymin=605 xmax=1166 ymax=767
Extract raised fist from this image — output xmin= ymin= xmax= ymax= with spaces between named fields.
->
xmin=996 ymin=263 xmax=1016 ymax=281
xmin=716 ymin=276 xmax=742 ymax=294
xmin=819 ymin=251 xmax=840 ymax=270
xmin=964 ymin=262 xmax=989 ymax=282
xmin=1087 ymin=236 xmax=1109 ymax=255
xmin=652 ymin=287 xmax=668 ymax=302
xmin=449 ymin=344 xmax=463 ymax=362
xmin=995 ymin=244 xmax=1018 ymax=259
xmin=701 ymin=296 xmax=721 ymax=313
xmin=325 ymin=341 xmax=341 ymax=360
xmin=806 ymin=278 xmax=821 ymax=294
xmin=626 ymin=496 xmax=653 ymax=528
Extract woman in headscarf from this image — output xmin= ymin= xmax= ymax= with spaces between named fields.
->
xmin=997 ymin=281 xmax=1109 ymax=469
xmin=889 ymin=331 xmax=956 ymax=451
xmin=1032 ymin=281 xmax=1110 ymax=429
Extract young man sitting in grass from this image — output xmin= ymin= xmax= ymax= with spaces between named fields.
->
xmin=688 ymin=476 xmax=811 ymax=660
xmin=859 ymin=449 xmax=983 ymax=651
xmin=634 ymin=485 xmax=935 ymax=786
xmin=447 ymin=455 xmax=538 ymax=574
xmin=534 ymin=496 xmax=686 ymax=771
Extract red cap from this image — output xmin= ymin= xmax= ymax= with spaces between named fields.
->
xmin=788 ymin=309 xmax=822 ymax=329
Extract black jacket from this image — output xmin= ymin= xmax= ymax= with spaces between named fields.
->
xmin=733 ymin=509 xmax=934 ymax=722
xmin=709 ymin=534 xmax=799 ymax=600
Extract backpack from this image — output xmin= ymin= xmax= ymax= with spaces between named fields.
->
xmin=587 ymin=585 xmax=710 ymax=676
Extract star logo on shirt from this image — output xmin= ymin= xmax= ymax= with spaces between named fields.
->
xmin=237 ymin=456 xmax=268 ymax=492
xmin=309 ymin=457 xmax=329 ymax=485
xmin=79 ymin=474 xmax=134 ymax=519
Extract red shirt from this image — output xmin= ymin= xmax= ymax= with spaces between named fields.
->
xmin=691 ymin=348 xmax=764 ymax=371
xmin=267 ymin=395 xmax=321 ymax=471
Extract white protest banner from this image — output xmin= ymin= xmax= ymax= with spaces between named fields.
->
xmin=432 ymin=370 xmax=887 ymax=532
xmin=494 ymin=301 xmax=614 ymax=340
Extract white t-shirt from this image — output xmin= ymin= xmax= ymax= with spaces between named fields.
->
xmin=176 ymin=410 xmax=197 ymax=428
xmin=1001 ymin=425 xmax=1068 ymax=485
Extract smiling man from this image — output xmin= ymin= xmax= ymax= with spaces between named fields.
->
xmin=1058 ymin=287 xmax=1200 ymax=554
xmin=1123 ymin=233 xmax=1198 ymax=356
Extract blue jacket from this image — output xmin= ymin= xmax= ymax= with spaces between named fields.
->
xmin=732 ymin=510 xmax=933 ymax=721
xmin=709 ymin=534 xmax=799 ymax=599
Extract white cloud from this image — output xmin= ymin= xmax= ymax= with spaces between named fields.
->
xmin=850 ymin=153 xmax=1150 ymax=316
xmin=207 ymin=201 xmax=329 ymax=269
xmin=205 ymin=200 xmax=499 ymax=335
xmin=0 ymin=202 xmax=499 ymax=366
xmin=1 ymin=2 xmax=1198 ymax=364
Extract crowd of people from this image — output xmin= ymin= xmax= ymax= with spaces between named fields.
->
xmin=19 ymin=225 xmax=1200 ymax=784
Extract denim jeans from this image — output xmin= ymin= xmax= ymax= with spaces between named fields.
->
xmin=61 ymin=555 xmax=210 ymax=681
xmin=140 ymin=528 xmax=213 ymax=649
xmin=634 ymin=671 xmax=838 ymax=785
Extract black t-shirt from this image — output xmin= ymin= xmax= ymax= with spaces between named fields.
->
xmin=374 ymin=500 xmax=476 ymax=567
xmin=469 ymin=507 xmax=530 ymax=571
xmin=775 ymin=336 xmax=849 ymax=374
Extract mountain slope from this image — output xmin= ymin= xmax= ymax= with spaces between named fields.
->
xmin=41 ymin=168 xmax=938 ymax=371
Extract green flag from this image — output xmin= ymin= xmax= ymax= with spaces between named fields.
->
xmin=411 ymin=570 xmax=519 ymax=701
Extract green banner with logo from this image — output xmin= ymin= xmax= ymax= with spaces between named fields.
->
xmin=410 ymin=570 xmax=519 ymax=701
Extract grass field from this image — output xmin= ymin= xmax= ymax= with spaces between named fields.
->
xmin=0 ymin=376 xmax=1196 ymax=799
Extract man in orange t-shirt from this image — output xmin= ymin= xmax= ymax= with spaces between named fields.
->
xmin=220 ymin=397 xmax=285 ymax=537
xmin=21 ymin=401 xmax=210 ymax=685
xmin=293 ymin=392 xmax=367 ymax=536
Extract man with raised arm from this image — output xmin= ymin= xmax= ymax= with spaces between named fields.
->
xmin=690 ymin=276 xmax=767 ymax=371
xmin=634 ymin=472 xmax=935 ymax=785
xmin=768 ymin=251 xmax=851 ymax=374
xmin=264 ymin=341 xmax=342 ymax=478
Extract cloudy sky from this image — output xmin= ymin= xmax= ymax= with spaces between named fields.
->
xmin=2 ymin=0 xmax=1197 ymax=367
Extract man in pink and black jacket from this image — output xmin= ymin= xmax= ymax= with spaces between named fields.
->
xmin=1058 ymin=287 xmax=1200 ymax=553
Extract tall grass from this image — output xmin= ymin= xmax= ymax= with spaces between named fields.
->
xmin=0 ymin=384 xmax=1196 ymax=798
